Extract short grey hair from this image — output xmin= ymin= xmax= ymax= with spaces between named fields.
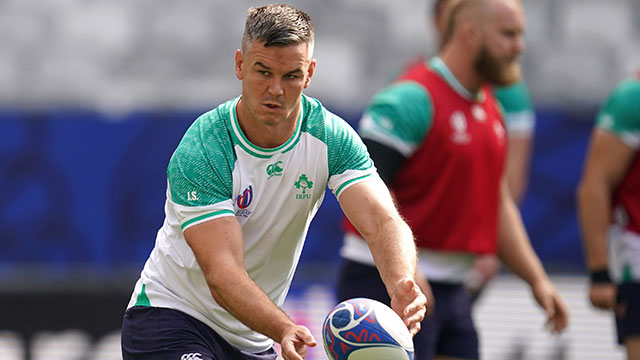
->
xmin=242 ymin=4 xmax=314 ymax=54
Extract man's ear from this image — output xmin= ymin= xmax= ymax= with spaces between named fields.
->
xmin=304 ymin=59 xmax=317 ymax=89
xmin=235 ymin=49 xmax=244 ymax=80
xmin=463 ymin=22 xmax=481 ymax=50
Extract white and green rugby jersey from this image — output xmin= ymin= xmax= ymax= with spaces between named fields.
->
xmin=127 ymin=94 xmax=376 ymax=352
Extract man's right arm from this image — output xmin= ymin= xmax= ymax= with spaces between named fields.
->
xmin=338 ymin=178 xmax=427 ymax=335
xmin=184 ymin=217 xmax=316 ymax=360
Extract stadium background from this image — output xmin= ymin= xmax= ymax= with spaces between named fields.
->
xmin=0 ymin=0 xmax=638 ymax=358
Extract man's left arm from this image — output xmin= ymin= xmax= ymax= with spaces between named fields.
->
xmin=337 ymin=178 xmax=426 ymax=335
xmin=496 ymin=82 xmax=536 ymax=204
xmin=496 ymin=176 xmax=569 ymax=333
xmin=505 ymin=134 xmax=533 ymax=204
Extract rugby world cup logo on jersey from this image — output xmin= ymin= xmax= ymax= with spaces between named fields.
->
xmin=235 ymin=185 xmax=253 ymax=218
xmin=450 ymin=111 xmax=471 ymax=144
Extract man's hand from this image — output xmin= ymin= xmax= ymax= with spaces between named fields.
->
xmin=589 ymin=282 xmax=616 ymax=310
xmin=390 ymin=278 xmax=427 ymax=336
xmin=415 ymin=272 xmax=435 ymax=317
xmin=465 ymin=254 xmax=500 ymax=301
xmin=531 ymin=279 xmax=569 ymax=334
xmin=279 ymin=325 xmax=317 ymax=360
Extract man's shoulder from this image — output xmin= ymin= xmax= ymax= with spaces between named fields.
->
xmin=370 ymin=81 xmax=431 ymax=110
xmin=201 ymin=97 xmax=237 ymax=130
xmin=609 ymin=77 xmax=640 ymax=104
xmin=184 ymin=98 xmax=235 ymax=144
xmin=301 ymin=94 xmax=352 ymax=137
xmin=493 ymin=81 xmax=533 ymax=113
xmin=301 ymin=94 xmax=326 ymax=121
xmin=597 ymin=77 xmax=640 ymax=139
xmin=171 ymin=99 xmax=237 ymax=167
xmin=603 ymin=77 xmax=640 ymax=123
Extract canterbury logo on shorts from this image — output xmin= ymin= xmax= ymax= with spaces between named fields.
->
xmin=181 ymin=353 xmax=202 ymax=360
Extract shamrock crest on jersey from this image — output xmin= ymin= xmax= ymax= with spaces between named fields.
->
xmin=295 ymin=174 xmax=313 ymax=199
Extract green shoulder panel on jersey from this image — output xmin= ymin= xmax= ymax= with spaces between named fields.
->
xmin=494 ymin=81 xmax=536 ymax=135
xmin=597 ymin=77 xmax=640 ymax=147
xmin=301 ymin=95 xmax=373 ymax=177
xmin=358 ymin=82 xmax=433 ymax=157
xmin=493 ymin=81 xmax=533 ymax=113
xmin=598 ymin=77 xmax=640 ymax=130
xmin=167 ymin=100 xmax=237 ymax=206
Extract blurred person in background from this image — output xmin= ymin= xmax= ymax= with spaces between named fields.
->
xmin=433 ymin=0 xmax=537 ymax=302
xmin=433 ymin=0 xmax=535 ymax=206
xmin=120 ymin=4 xmax=426 ymax=360
xmin=577 ymin=72 xmax=640 ymax=360
xmin=336 ymin=0 xmax=568 ymax=359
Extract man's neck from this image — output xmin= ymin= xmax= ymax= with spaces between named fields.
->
xmin=439 ymin=48 xmax=484 ymax=95
xmin=236 ymin=99 xmax=299 ymax=149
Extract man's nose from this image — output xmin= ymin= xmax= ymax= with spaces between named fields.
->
xmin=268 ymin=77 xmax=284 ymax=96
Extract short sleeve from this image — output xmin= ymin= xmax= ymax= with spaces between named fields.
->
xmin=494 ymin=81 xmax=536 ymax=137
xmin=358 ymin=82 xmax=433 ymax=157
xmin=597 ymin=78 xmax=640 ymax=150
xmin=167 ymin=114 xmax=237 ymax=230
xmin=320 ymin=112 xmax=376 ymax=198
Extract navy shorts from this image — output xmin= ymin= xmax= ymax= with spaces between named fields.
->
xmin=336 ymin=259 xmax=479 ymax=360
xmin=615 ymin=282 xmax=640 ymax=344
xmin=121 ymin=306 xmax=278 ymax=360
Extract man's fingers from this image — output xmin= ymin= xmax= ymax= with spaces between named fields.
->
xmin=281 ymin=343 xmax=304 ymax=360
xmin=395 ymin=278 xmax=418 ymax=299
xmin=302 ymin=332 xmax=317 ymax=347
xmin=403 ymin=307 xmax=426 ymax=327
xmin=409 ymin=321 xmax=421 ymax=336
xmin=552 ymin=298 xmax=569 ymax=332
xmin=544 ymin=297 xmax=568 ymax=334
xmin=403 ymin=299 xmax=422 ymax=316
xmin=280 ymin=327 xmax=317 ymax=360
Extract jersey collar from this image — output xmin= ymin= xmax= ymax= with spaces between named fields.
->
xmin=429 ymin=57 xmax=485 ymax=102
xmin=229 ymin=96 xmax=303 ymax=159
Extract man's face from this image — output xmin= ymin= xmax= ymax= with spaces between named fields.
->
xmin=474 ymin=0 xmax=525 ymax=86
xmin=235 ymin=40 xmax=315 ymax=127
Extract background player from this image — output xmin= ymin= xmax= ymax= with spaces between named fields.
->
xmin=336 ymin=0 xmax=568 ymax=358
xmin=577 ymin=72 xmax=640 ymax=360
xmin=121 ymin=4 xmax=426 ymax=360
xmin=433 ymin=0 xmax=537 ymax=300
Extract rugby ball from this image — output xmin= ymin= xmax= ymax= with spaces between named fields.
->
xmin=322 ymin=297 xmax=414 ymax=360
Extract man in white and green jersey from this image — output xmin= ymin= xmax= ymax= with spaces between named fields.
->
xmin=578 ymin=72 xmax=640 ymax=359
xmin=121 ymin=4 xmax=427 ymax=360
